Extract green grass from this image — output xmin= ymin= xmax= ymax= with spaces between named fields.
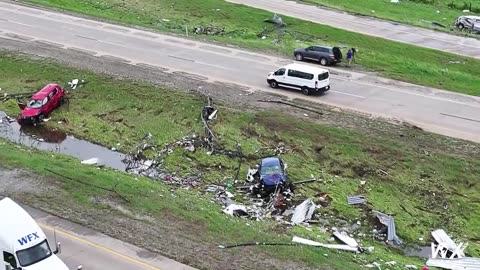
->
xmin=1 ymin=52 xmax=480 ymax=268
xmin=301 ymin=0 xmax=480 ymax=32
xmin=21 ymin=0 xmax=480 ymax=96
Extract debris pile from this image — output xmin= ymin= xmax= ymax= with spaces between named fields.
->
xmin=193 ymin=25 xmax=225 ymax=36
xmin=123 ymin=132 xmax=203 ymax=187
xmin=264 ymin=13 xmax=286 ymax=27
xmin=426 ymin=229 xmax=480 ymax=270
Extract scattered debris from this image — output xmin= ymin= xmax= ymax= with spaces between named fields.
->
xmin=291 ymin=198 xmax=316 ymax=225
xmin=372 ymin=210 xmax=402 ymax=245
xmin=426 ymin=258 xmax=480 ymax=270
xmin=81 ymin=157 xmax=100 ymax=165
xmin=67 ymin=79 xmax=86 ymax=90
xmin=390 ymin=0 xmax=399 ymax=3
xmin=223 ymin=204 xmax=249 ymax=217
xmin=431 ymin=229 xmax=467 ymax=259
xmin=421 ymin=19 xmax=446 ymax=28
xmin=246 ymin=167 xmax=258 ymax=182
xmin=264 ymin=13 xmax=286 ymax=27
xmin=193 ymin=25 xmax=225 ymax=36
xmin=405 ymin=265 xmax=418 ymax=269
xmin=347 ymin=195 xmax=366 ymax=205
xmin=292 ymin=236 xmax=359 ymax=252
xmin=448 ymin=60 xmax=464 ymax=64
xmin=292 ymin=178 xmax=317 ymax=185
xmin=333 ymin=230 xmax=358 ymax=248
xmin=218 ymin=241 xmax=297 ymax=249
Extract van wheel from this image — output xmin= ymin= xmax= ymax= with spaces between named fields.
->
xmin=295 ymin=53 xmax=304 ymax=61
xmin=458 ymin=23 xmax=464 ymax=30
xmin=319 ymin=58 xmax=328 ymax=66
xmin=301 ymin=87 xmax=310 ymax=95
xmin=269 ymin=80 xmax=279 ymax=88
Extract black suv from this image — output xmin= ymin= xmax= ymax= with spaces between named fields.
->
xmin=293 ymin=46 xmax=343 ymax=66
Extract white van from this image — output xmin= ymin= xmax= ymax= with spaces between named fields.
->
xmin=267 ymin=63 xmax=330 ymax=95
xmin=0 ymin=197 xmax=69 ymax=270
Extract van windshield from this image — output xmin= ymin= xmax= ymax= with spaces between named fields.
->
xmin=16 ymin=240 xmax=52 ymax=267
xmin=318 ymin=72 xmax=329 ymax=81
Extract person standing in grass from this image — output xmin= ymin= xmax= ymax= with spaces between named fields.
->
xmin=346 ymin=49 xmax=353 ymax=66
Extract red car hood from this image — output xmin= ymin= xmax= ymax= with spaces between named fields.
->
xmin=20 ymin=107 xmax=41 ymax=117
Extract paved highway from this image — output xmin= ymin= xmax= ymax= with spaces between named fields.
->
xmin=227 ymin=0 xmax=480 ymax=59
xmin=0 ymin=1 xmax=480 ymax=143
xmin=25 ymin=205 xmax=196 ymax=270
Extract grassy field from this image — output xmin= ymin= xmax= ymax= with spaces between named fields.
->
xmin=1 ymin=51 xmax=480 ymax=268
xmin=301 ymin=0 xmax=480 ymax=31
xmin=21 ymin=0 xmax=480 ymax=96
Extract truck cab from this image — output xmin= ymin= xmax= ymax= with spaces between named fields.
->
xmin=0 ymin=198 xmax=69 ymax=270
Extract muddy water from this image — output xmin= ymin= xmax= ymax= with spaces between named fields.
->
xmin=404 ymin=246 xmax=431 ymax=259
xmin=0 ymin=119 xmax=127 ymax=171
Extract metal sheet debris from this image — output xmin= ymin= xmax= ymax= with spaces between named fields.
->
xmin=291 ymin=198 xmax=316 ymax=225
xmin=264 ymin=13 xmax=286 ymax=27
xmin=333 ymin=231 xmax=358 ymax=248
xmin=292 ymin=236 xmax=359 ymax=252
xmin=426 ymin=258 xmax=480 ymax=270
xmin=372 ymin=210 xmax=402 ymax=245
xmin=347 ymin=195 xmax=366 ymax=205
xmin=431 ymin=229 xmax=467 ymax=259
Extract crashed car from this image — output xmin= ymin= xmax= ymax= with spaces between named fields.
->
xmin=17 ymin=84 xmax=66 ymax=125
xmin=454 ymin=15 xmax=480 ymax=31
xmin=251 ymin=157 xmax=293 ymax=197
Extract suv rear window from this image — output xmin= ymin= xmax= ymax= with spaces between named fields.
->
xmin=318 ymin=72 xmax=329 ymax=80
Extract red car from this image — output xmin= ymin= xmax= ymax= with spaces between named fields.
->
xmin=17 ymin=83 xmax=66 ymax=125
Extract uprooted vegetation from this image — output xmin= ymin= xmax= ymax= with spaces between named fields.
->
xmin=1 ymin=52 xmax=480 ymax=269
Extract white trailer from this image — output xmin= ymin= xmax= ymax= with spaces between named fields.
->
xmin=0 ymin=197 xmax=69 ymax=270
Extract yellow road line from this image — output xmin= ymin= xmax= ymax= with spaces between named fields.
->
xmin=39 ymin=223 xmax=162 ymax=270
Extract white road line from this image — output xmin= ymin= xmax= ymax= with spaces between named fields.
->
xmin=6 ymin=20 xmax=32 ymax=27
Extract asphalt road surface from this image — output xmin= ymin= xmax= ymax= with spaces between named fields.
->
xmin=226 ymin=0 xmax=480 ymax=59
xmin=25 ymin=205 xmax=197 ymax=270
xmin=1 ymin=1 xmax=480 ymax=143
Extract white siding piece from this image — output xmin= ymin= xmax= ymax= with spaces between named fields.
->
xmin=426 ymin=258 xmax=480 ymax=270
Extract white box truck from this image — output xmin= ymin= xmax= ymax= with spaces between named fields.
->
xmin=0 ymin=197 xmax=69 ymax=270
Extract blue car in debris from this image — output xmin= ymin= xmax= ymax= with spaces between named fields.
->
xmin=251 ymin=157 xmax=291 ymax=198
xmin=258 ymin=157 xmax=287 ymax=186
